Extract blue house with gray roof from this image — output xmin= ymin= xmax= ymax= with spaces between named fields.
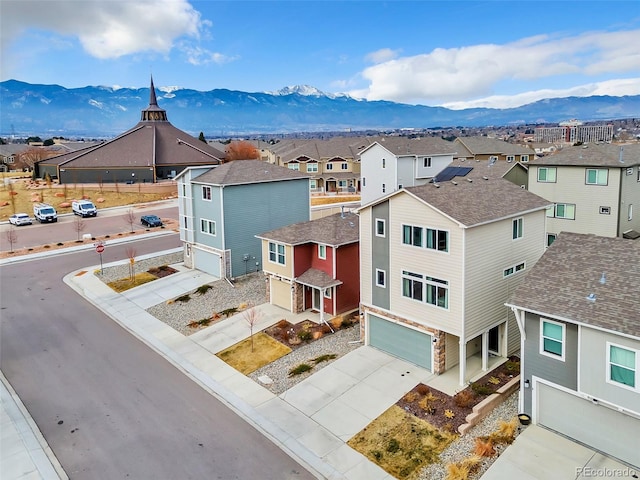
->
xmin=176 ymin=160 xmax=310 ymax=279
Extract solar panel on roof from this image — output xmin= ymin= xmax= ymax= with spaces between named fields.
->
xmin=433 ymin=166 xmax=473 ymax=182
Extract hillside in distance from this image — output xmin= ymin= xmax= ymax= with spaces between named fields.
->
xmin=1 ymin=79 xmax=639 ymax=138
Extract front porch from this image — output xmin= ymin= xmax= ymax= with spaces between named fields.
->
xmin=428 ymin=352 xmax=508 ymax=396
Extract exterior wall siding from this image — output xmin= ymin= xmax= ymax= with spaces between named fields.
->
xmin=371 ymin=201 xmax=390 ymax=310
xmin=193 ymin=184 xmax=224 ymax=250
xmin=335 ymin=242 xmax=360 ymax=314
xmin=360 ymin=210 xmax=373 ymax=305
xmin=619 ymin=164 xmax=640 ymax=236
xmin=360 ymin=144 xmax=396 ymax=205
xmin=464 ymin=210 xmax=547 ymax=340
xmin=261 ymin=240 xmax=294 ymax=278
xmin=387 ymin=193 xmax=464 ymax=335
xmin=579 ymin=327 xmax=640 ymax=413
xmin=292 ymin=243 xmax=313 ymax=277
xmin=523 ymin=313 xmax=579 ymax=414
xmin=223 ymin=179 xmax=309 ymax=278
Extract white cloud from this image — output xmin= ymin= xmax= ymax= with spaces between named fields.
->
xmin=441 ymin=78 xmax=640 ymax=110
xmin=2 ymin=0 xmax=204 ymax=59
xmin=365 ymin=48 xmax=401 ymax=64
xmin=179 ymin=44 xmax=238 ymax=66
xmin=349 ymin=29 xmax=640 ymax=107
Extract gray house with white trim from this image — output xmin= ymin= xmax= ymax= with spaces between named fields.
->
xmin=507 ymin=232 xmax=640 ymax=468
xmin=176 ymin=160 xmax=310 ymax=279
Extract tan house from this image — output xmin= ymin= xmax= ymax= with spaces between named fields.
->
xmin=528 ymin=142 xmax=640 ymax=242
xmin=359 ymin=178 xmax=551 ymax=385
xmin=454 ymin=136 xmax=534 ymax=163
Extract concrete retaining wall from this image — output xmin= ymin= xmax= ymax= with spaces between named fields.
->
xmin=458 ymin=375 xmax=520 ymax=435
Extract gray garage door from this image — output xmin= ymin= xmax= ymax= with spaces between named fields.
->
xmin=194 ymin=248 xmax=221 ymax=277
xmin=369 ymin=314 xmax=431 ymax=371
xmin=537 ymin=382 xmax=640 ymax=467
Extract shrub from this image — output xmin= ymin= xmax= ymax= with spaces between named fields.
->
xmin=289 ymin=363 xmax=312 ymax=376
xmin=320 ymin=323 xmax=333 ymax=334
xmin=187 ymin=318 xmax=212 ymax=328
xmin=57 ymin=242 xmax=64 ymax=246
xmin=44 ymin=245 xmax=50 ymax=248
xmin=312 ymin=354 xmax=337 ymax=364
xmin=386 ymin=438 xmax=400 ymax=454
xmin=329 ymin=315 xmax=343 ymax=330
xmin=489 ymin=418 xmax=519 ymax=445
xmin=297 ymin=328 xmax=312 ymax=342
xmin=196 ymin=284 xmax=212 ymax=295
xmin=473 ymin=437 xmax=496 ymax=457
xmin=471 ymin=382 xmax=494 ymax=396
xmin=312 ymin=330 xmax=324 ymax=340
xmin=454 ymin=389 xmax=476 ymax=408
xmin=175 ymin=294 xmax=191 ymax=303
xmin=403 ymin=391 xmax=419 ymax=403
xmin=444 ymin=409 xmax=455 ymax=419
xmin=372 ymin=450 xmax=383 ymax=461
xmin=445 ymin=456 xmax=482 ymax=480
xmin=488 ymin=376 xmax=501 ymax=385
xmin=504 ymin=360 xmax=520 ymax=373
xmin=341 ymin=317 xmax=353 ymax=328
xmin=276 ymin=319 xmax=290 ymax=329
xmin=416 ymin=384 xmax=430 ymax=396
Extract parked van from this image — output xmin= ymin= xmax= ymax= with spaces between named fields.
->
xmin=33 ymin=203 xmax=58 ymax=223
xmin=72 ymin=200 xmax=98 ymax=218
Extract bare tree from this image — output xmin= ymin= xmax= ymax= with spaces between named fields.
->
xmin=4 ymin=226 xmax=17 ymax=253
xmin=242 ymin=303 xmax=262 ymax=352
xmin=7 ymin=181 xmax=17 ymax=214
xmin=73 ymin=215 xmax=86 ymax=241
xmin=123 ymin=208 xmax=136 ymax=232
xmin=125 ymin=247 xmax=136 ymax=282
xmin=225 ymin=141 xmax=260 ymax=161
xmin=17 ymin=147 xmax=55 ymax=171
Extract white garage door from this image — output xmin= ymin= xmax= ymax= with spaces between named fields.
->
xmin=270 ymin=277 xmax=292 ymax=311
xmin=194 ymin=248 xmax=221 ymax=277
xmin=536 ymin=382 xmax=640 ymax=467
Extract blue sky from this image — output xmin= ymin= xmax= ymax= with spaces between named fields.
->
xmin=2 ymin=0 xmax=640 ymax=109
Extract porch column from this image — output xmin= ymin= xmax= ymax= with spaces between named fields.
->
xmin=320 ymin=288 xmax=325 ymax=324
xmin=482 ymin=332 xmax=489 ymax=371
xmin=459 ymin=340 xmax=466 ymax=386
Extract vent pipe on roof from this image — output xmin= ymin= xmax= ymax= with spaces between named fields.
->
xmin=482 ymin=176 xmax=489 ymax=180
xmin=619 ymin=146 xmax=624 ymax=163
xmin=586 ymin=293 xmax=596 ymax=302
xmin=599 ymin=272 xmax=606 ymax=284
xmin=467 ymin=178 xmax=473 ymax=183
xmin=341 ymin=205 xmax=344 ymax=218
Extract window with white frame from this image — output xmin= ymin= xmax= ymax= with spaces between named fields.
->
xmin=324 ymin=288 xmax=331 ymax=298
xmin=309 ymin=179 xmax=317 ymax=189
xmin=287 ymin=163 xmax=300 ymax=170
xmin=326 ymin=163 xmax=333 ymax=170
xmin=424 ymin=157 xmax=432 ymax=167
xmin=402 ymin=225 xmax=448 ymax=252
xmin=521 ymin=155 xmax=529 ymax=162
xmin=268 ymin=242 xmax=285 ymax=265
xmin=586 ymin=168 xmax=608 ymax=185
xmin=512 ymin=217 xmax=523 ymax=240
xmin=506 ymin=155 xmax=514 ymax=163
xmin=402 ymin=224 xmax=423 ymax=247
xmin=537 ymin=167 xmax=557 ymax=182
xmin=375 ymin=218 xmax=386 ymax=237
xmin=426 ymin=228 xmax=448 ymax=252
xmin=376 ymin=269 xmax=386 ymax=288
xmin=307 ymin=163 xmax=318 ymax=173
xmin=503 ymin=261 xmax=525 ymax=278
xmin=402 ymin=270 xmax=448 ymax=309
xmin=202 ymin=185 xmax=212 ymax=200
xmin=200 ymin=219 xmax=216 ymax=236
xmin=338 ymin=180 xmax=347 ymax=188
xmin=540 ymin=318 xmax=565 ymax=360
xmin=318 ymin=244 xmax=326 ymax=259
xmin=608 ymin=343 xmax=637 ymax=389
xmin=341 ymin=163 xmax=348 ymax=170
xmin=547 ymin=203 xmax=575 ymax=220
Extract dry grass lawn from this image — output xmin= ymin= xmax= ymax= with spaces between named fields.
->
xmin=216 ymin=333 xmax=292 ymax=374
xmin=348 ymin=405 xmax=457 ymax=480
xmin=107 ymin=272 xmax=158 ymax=292
xmin=310 ymin=195 xmax=360 ymax=206
xmin=0 ymin=174 xmax=174 ymax=221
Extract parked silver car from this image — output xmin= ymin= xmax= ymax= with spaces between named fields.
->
xmin=9 ymin=213 xmax=32 ymax=226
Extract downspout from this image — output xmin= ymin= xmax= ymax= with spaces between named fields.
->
xmin=511 ymin=306 xmax=527 ymax=414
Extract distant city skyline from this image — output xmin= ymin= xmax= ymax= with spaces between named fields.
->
xmin=2 ymin=0 xmax=640 ymax=109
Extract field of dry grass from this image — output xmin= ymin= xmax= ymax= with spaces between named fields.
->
xmin=0 ymin=173 xmax=176 ymax=221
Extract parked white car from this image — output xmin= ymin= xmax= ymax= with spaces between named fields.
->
xmin=9 ymin=213 xmax=33 ymax=226
xmin=72 ymin=200 xmax=98 ymax=217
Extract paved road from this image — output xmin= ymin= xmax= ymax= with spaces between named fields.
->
xmin=0 ymin=234 xmax=315 ymax=479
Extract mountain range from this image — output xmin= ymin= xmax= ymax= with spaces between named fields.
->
xmin=1 ymin=79 xmax=639 ymax=138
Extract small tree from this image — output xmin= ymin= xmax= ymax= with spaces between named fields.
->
xmin=198 ymin=131 xmax=207 ymax=143
xmin=225 ymin=141 xmax=260 ymax=161
xmin=4 ymin=226 xmax=17 ymax=253
xmin=125 ymin=247 xmax=136 ymax=282
xmin=242 ymin=303 xmax=262 ymax=352
xmin=7 ymin=181 xmax=17 ymax=214
xmin=123 ymin=208 xmax=136 ymax=232
xmin=73 ymin=215 xmax=86 ymax=241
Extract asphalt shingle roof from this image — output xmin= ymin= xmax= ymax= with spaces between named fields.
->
xmin=455 ymin=137 xmax=534 ymax=155
xmin=257 ymin=212 xmax=359 ymax=247
xmin=507 ymin=232 xmax=640 ymax=338
xmin=192 ymin=160 xmax=309 ymax=186
xmin=529 ymin=142 xmax=640 ymax=167
xmin=403 ymin=178 xmax=550 ymax=227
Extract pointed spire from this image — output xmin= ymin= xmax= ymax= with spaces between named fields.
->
xmin=149 ymin=75 xmax=158 ymax=107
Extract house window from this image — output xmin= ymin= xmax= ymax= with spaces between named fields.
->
xmin=338 ymin=180 xmax=347 ymax=188
xmin=375 ymin=219 xmax=386 ymax=237
xmin=382 ymin=183 xmax=386 ymax=193
xmin=537 ymin=167 xmax=557 ymax=183
xmin=637 ymin=169 xmax=640 ymax=182
xmin=382 ymin=158 xmax=386 ymax=169
xmin=424 ymin=157 xmax=432 ymax=167
xmin=546 ymin=234 xmax=556 ymax=246
xmin=200 ymin=219 xmax=216 ymax=236
xmin=586 ymin=168 xmax=608 ymax=185
xmin=309 ymin=179 xmax=317 ymax=189
xmin=318 ymin=244 xmax=326 ymax=260
xmin=324 ymin=288 xmax=332 ymax=298
xmin=540 ymin=318 xmax=565 ymax=360
xmin=548 ymin=203 xmax=576 ymax=220
xmin=181 ymin=184 xmax=187 ymax=197
xmin=503 ymin=261 xmax=525 ymax=278
xmin=608 ymin=343 xmax=637 ymax=389
xmin=512 ymin=218 xmax=523 ymax=240
xmin=402 ymin=270 xmax=448 ymax=309
xmin=629 ymin=204 xmax=633 ymax=221
xmin=326 ymin=163 xmax=333 ymax=171
xmin=363 ymin=177 xmax=366 ymax=187
xmin=376 ymin=269 xmax=386 ymax=288
xmin=599 ymin=206 xmax=611 ymax=215
xmin=402 ymin=225 xmax=423 ymax=247
xmin=268 ymin=242 xmax=285 ymax=265
xmin=426 ymin=228 xmax=449 ymax=252
xmin=307 ymin=163 xmax=318 ymax=173
xmin=341 ymin=163 xmax=348 ymax=170
xmin=521 ymin=155 xmax=529 ymax=162
xmin=202 ymin=185 xmax=212 ymax=201
xmin=288 ymin=163 xmax=300 ymax=170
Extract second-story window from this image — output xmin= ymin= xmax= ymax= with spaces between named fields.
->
xmin=200 ymin=219 xmax=216 ymax=236
xmin=341 ymin=163 xmax=348 ymax=170
xmin=586 ymin=168 xmax=608 ymax=185
xmin=306 ymin=163 xmax=318 ymax=173
xmin=268 ymin=242 xmax=285 ymax=265
xmin=382 ymin=158 xmax=386 ymax=169
xmin=512 ymin=218 xmax=523 ymax=240
xmin=424 ymin=157 xmax=432 ymax=167
xmin=318 ymin=244 xmax=326 ymax=260
xmin=202 ymin=185 xmax=212 ymax=201
xmin=288 ymin=163 xmax=300 ymax=170
xmin=326 ymin=163 xmax=333 ymax=170
xmin=537 ymin=167 xmax=557 ymax=183
xmin=375 ymin=219 xmax=386 ymax=237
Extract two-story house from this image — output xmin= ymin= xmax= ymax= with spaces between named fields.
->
xmin=256 ymin=211 xmax=360 ymax=322
xmin=359 ymin=136 xmax=457 ymax=204
xmin=453 ymin=136 xmax=534 ymax=163
xmin=528 ymin=143 xmax=640 ymax=243
xmin=506 ymin=232 xmax=640 ymax=468
xmin=176 ymin=160 xmax=310 ymax=279
xmin=359 ymin=178 xmax=551 ymax=385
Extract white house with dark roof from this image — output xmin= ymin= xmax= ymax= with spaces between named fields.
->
xmin=176 ymin=160 xmax=310 ymax=279
xmin=506 ymin=232 xmax=640 ymax=468
xmin=359 ymin=177 xmax=551 ymax=385
xmin=360 ymin=136 xmax=457 ymax=204
xmin=528 ymin=142 xmax=640 ymax=242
